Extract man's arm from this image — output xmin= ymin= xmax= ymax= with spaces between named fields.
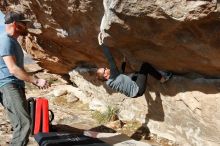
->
xmin=120 ymin=56 xmax=126 ymax=73
xmin=101 ymin=45 xmax=119 ymax=78
xmin=3 ymin=56 xmax=49 ymax=88
xmin=120 ymin=62 xmax=126 ymax=73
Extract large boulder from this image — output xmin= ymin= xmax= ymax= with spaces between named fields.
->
xmin=69 ymin=69 xmax=220 ymax=146
xmin=1 ymin=0 xmax=220 ymax=145
xmin=1 ymin=0 xmax=220 ymax=76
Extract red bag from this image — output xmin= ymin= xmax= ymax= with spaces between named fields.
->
xmin=27 ymin=97 xmax=54 ymax=135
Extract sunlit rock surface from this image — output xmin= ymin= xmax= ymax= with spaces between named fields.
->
xmin=1 ymin=0 xmax=220 ymax=145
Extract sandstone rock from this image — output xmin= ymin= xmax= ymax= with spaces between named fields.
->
xmin=68 ymin=70 xmax=220 ymax=145
xmin=2 ymin=0 xmax=220 ymax=145
xmin=84 ymin=131 xmax=152 ymax=146
xmin=89 ymin=99 xmax=108 ymax=113
xmin=106 ymin=120 xmax=123 ymax=129
xmin=62 ymin=84 xmax=92 ymax=104
xmin=1 ymin=0 xmax=220 ymax=76
xmin=66 ymin=93 xmax=79 ymax=103
xmin=52 ymin=89 xmax=68 ymax=97
xmin=118 ymin=110 xmax=136 ymax=121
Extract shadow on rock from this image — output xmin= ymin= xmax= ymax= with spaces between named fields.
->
xmin=147 ymin=73 xmax=220 ymax=96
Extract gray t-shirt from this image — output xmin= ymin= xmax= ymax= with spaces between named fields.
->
xmin=0 ymin=33 xmax=24 ymax=87
xmin=101 ymin=45 xmax=139 ymax=97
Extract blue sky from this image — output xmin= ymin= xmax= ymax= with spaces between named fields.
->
xmin=0 ymin=11 xmax=5 ymax=34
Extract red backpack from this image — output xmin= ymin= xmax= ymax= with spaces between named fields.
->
xmin=27 ymin=97 xmax=54 ymax=135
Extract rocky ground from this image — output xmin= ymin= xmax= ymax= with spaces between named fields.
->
xmin=0 ymin=63 xmax=177 ymax=146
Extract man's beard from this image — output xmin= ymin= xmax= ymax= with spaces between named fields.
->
xmin=20 ymin=30 xmax=28 ymax=36
xmin=17 ymin=29 xmax=28 ymax=36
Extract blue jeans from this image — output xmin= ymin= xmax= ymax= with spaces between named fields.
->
xmin=0 ymin=83 xmax=30 ymax=146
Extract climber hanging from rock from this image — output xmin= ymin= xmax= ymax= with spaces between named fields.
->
xmin=96 ymin=32 xmax=172 ymax=98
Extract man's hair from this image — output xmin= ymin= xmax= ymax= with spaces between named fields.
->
xmin=96 ymin=69 xmax=107 ymax=81
xmin=4 ymin=11 xmax=30 ymax=24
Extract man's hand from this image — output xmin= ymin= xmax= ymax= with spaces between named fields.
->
xmin=98 ymin=32 xmax=104 ymax=45
xmin=34 ymin=78 xmax=50 ymax=89
xmin=122 ymin=55 xmax=126 ymax=63
xmin=32 ymin=75 xmax=50 ymax=89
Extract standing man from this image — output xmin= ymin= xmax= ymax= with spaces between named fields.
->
xmin=0 ymin=11 xmax=49 ymax=146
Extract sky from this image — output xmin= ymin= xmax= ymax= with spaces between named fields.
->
xmin=0 ymin=11 xmax=5 ymax=34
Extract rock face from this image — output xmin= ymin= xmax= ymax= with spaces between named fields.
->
xmin=1 ymin=0 xmax=220 ymax=146
xmin=99 ymin=0 xmax=220 ymax=76
xmin=69 ymin=70 xmax=220 ymax=146
xmin=1 ymin=0 xmax=220 ymax=75
xmin=1 ymin=0 xmax=104 ymax=74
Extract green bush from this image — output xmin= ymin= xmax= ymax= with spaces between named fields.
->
xmin=92 ymin=106 xmax=119 ymax=124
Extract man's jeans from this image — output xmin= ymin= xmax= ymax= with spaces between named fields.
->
xmin=0 ymin=83 xmax=30 ymax=146
xmin=132 ymin=63 xmax=162 ymax=96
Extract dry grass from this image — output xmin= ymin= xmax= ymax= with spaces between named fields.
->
xmin=92 ymin=106 xmax=119 ymax=124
